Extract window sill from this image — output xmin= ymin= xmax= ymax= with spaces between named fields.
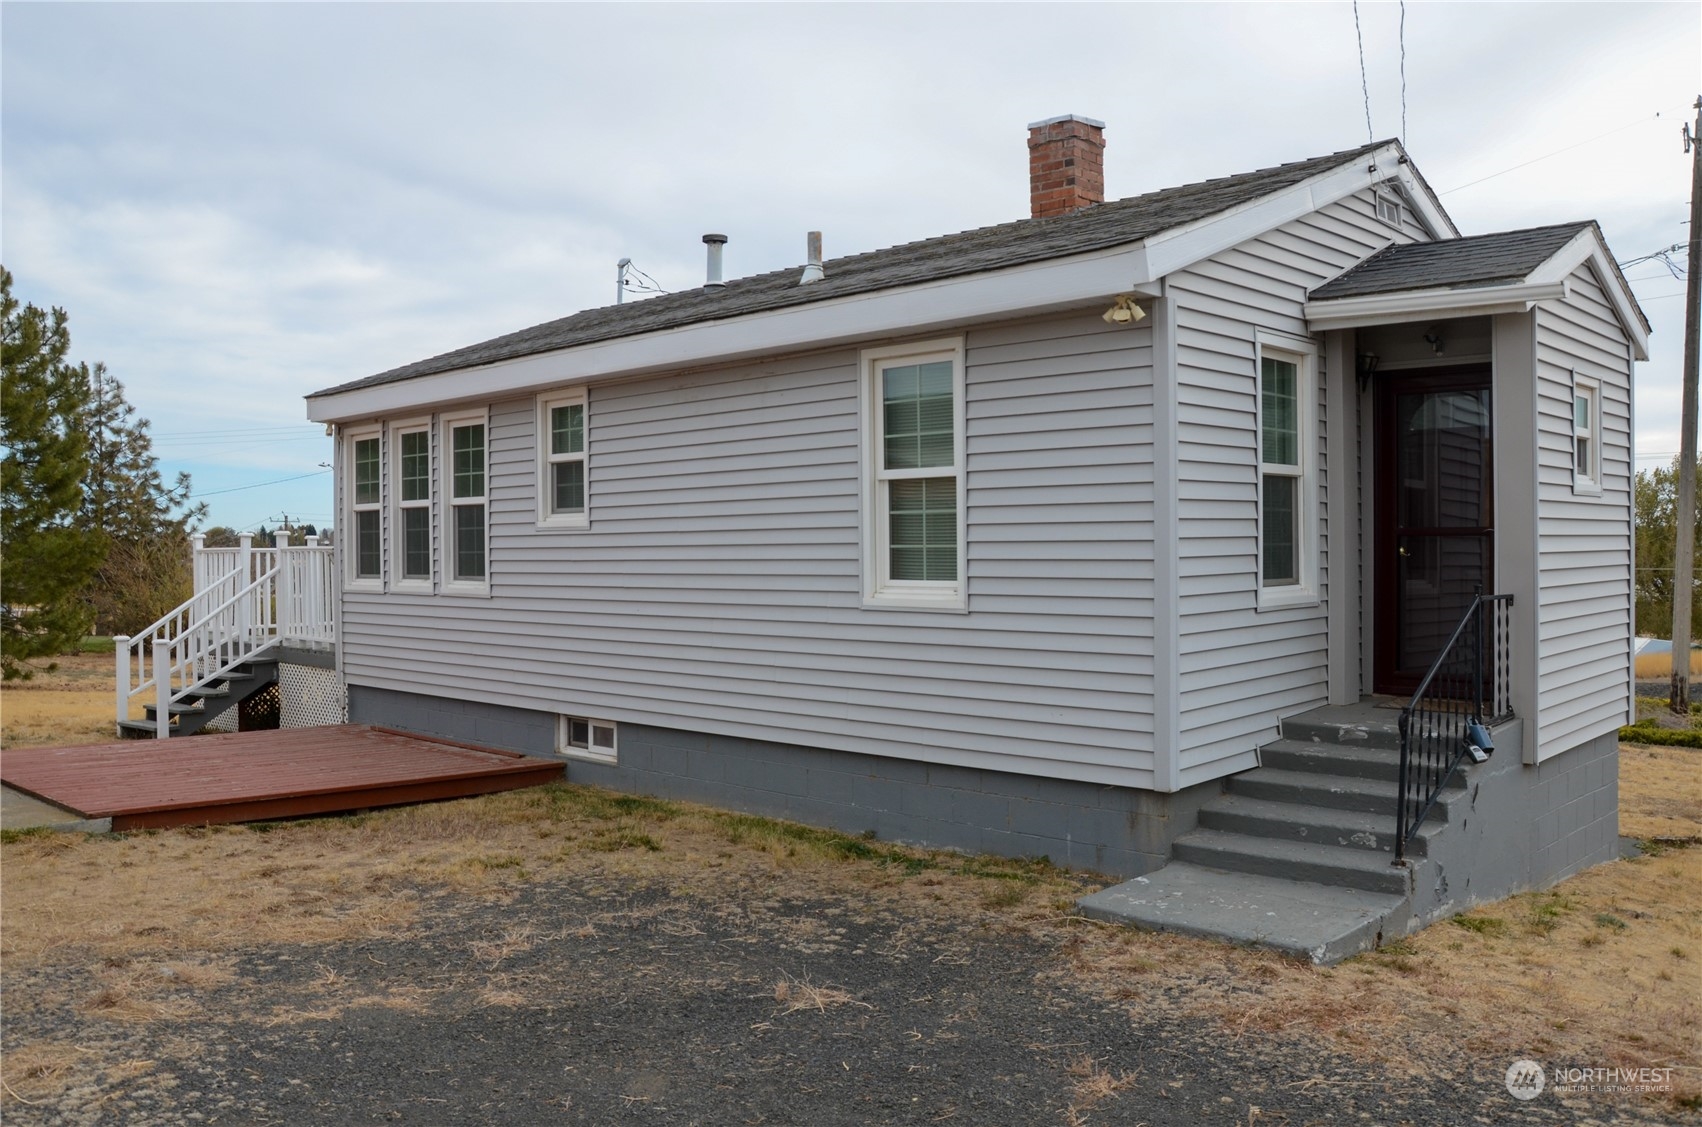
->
xmin=441 ymin=580 xmax=492 ymax=598
xmin=344 ymin=578 xmax=384 ymax=594
xmin=862 ymin=587 xmax=968 ymax=613
xmin=1257 ymin=584 xmax=1320 ymax=612
xmin=391 ymin=578 xmax=434 ymax=595
xmin=1572 ymin=478 xmax=1603 ymax=498
xmin=536 ymin=513 xmax=590 ymax=531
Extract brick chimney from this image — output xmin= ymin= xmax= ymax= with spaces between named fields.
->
xmin=1027 ymin=114 xmax=1105 ymax=218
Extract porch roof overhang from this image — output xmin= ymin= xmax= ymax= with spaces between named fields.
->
xmin=1302 ymin=223 xmax=1651 ymax=361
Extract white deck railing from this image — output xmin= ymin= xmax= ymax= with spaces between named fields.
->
xmin=115 ymin=532 xmax=337 ymax=738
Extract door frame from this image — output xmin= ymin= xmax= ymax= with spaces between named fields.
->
xmin=1372 ymin=365 xmax=1495 ymax=696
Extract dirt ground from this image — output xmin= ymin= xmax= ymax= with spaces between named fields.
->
xmin=2 ymin=661 xmax=1699 ymax=1124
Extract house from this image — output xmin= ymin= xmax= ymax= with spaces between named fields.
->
xmin=303 ymin=117 xmax=1648 ymax=960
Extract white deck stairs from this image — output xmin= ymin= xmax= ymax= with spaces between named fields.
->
xmin=1080 ymin=701 xmax=1473 ymax=964
xmin=114 ymin=532 xmax=334 ymax=739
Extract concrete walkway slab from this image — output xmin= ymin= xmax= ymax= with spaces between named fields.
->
xmin=2 ymin=784 xmax=112 ymax=834
xmin=1077 ymin=861 xmax=1408 ymax=965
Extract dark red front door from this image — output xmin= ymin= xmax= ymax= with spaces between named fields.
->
xmin=1374 ymin=368 xmax=1494 ymax=695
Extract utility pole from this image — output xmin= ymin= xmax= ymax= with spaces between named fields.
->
xmin=1672 ymin=95 xmax=1702 ymax=715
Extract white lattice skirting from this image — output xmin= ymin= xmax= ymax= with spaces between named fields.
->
xmin=280 ymin=663 xmax=348 ymax=728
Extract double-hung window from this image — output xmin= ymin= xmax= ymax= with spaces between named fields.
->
xmin=393 ymin=422 xmax=432 ymax=588
xmin=444 ymin=411 xmax=489 ymax=591
xmin=537 ymin=390 xmax=589 ymax=528
xmin=347 ymin=429 xmax=382 ymax=587
xmin=1572 ymin=374 xmax=1602 ymax=495
xmin=1256 ymin=332 xmax=1318 ymax=608
xmin=861 ymin=339 xmax=966 ymax=610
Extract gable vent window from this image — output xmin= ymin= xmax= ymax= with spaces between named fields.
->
xmin=1375 ymin=191 xmax=1402 ymax=227
xmin=348 ymin=430 xmax=382 ymax=585
xmin=558 ymin=714 xmax=617 ymax=763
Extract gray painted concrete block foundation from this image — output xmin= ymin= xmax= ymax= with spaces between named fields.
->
xmin=350 ymin=686 xmax=1217 ymax=877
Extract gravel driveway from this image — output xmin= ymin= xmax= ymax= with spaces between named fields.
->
xmin=4 ymin=874 xmax=1679 ymax=1126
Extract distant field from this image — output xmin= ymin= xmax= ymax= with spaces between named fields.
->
xmin=1 ymin=653 xmax=117 ymax=748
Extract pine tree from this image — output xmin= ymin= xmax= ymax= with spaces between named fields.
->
xmin=0 ymin=267 xmax=105 ymax=679
xmin=80 ymin=364 xmax=207 ymax=635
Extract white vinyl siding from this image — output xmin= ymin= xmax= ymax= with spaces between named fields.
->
xmin=1168 ymin=188 xmax=1423 ymax=782
xmin=1533 ymin=266 xmax=1634 ymax=753
xmin=339 ymin=309 xmax=1158 ymax=789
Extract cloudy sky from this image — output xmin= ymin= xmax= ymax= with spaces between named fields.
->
xmin=3 ymin=2 xmax=1697 ymax=533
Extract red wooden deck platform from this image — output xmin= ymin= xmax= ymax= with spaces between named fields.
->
xmin=0 ymin=726 xmax=564 ymax=831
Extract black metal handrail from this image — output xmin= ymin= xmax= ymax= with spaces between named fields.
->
xmin=1395 ymin=591 xmax=1515 ymax=862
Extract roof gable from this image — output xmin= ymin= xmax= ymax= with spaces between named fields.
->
xmin=1305 ymin=221 xmax=1651 ymax=358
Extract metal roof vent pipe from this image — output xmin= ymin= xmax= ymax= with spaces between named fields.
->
xmin=799 ymin=231 xmax=824 ymax=285
xmin=702 ymin=233 xmax=728 ymax=289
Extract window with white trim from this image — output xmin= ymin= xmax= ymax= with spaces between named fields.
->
xmin=347 ymin=429 xmax=382 ymax=586
xmin=557 ymin=714 xmax=617 ymax=763
xmin=1256 ymin=334 xmax=1319 ymax=608
xmin=537 ymin=390 xmax=588 ymax=527
xmin=393 ymin=422 xmax=432 ymax=588
xmin=1374 ymin=190 xmax=1402 ymax=227
xmin=444 ymin=412 xmax=489 ymax=590
xmin=861 ymin=339 xmax=966 ymax=610
xmin=1573 ymin=374 xmax=1602 ymax=494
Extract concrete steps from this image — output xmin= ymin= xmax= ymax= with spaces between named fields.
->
xmin=1077 ymin=699 xmax=1482 ymax=964
xmin=1196 ymin=793 xmax=1440 ymax=857
xmin=1078 ymin=862 xmax=1408 ymax=965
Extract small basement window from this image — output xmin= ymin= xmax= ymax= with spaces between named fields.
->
xmin=558 ymin=714 xmax=617 ymax=763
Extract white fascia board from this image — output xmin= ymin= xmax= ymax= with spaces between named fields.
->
xmin=1136 ymin=143 xmax=1454 ymax=281
xmin=307 ymin=244 xmax=1160 ymax=423
xmin=1303 ymin=281 xmax=1570 ymax=331
xmin=1525 ymin=227 xmax=1651 ymax=361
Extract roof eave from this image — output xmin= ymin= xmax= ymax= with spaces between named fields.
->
xmin=306 ymin=242 xmax=1166 ymax=424
xmin=1303 ymin=279 xmax=1572 ymax=332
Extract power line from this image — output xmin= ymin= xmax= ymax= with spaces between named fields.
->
xmin=196 ymin=469 xmax=331 ymax=497
xmin=1399 ymin=0 xmax=1407 ymax=142
xmin=1353 ymin=1 xmax=1373 ymax=144
xmin=1440 ymin=110 xmax=1676 ymax=195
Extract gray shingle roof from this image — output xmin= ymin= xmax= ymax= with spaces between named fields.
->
xmin=1308 ymin=222 xmax=1592 ymax=300
xmin=312 ymin=140 xmax=1398 ymax=398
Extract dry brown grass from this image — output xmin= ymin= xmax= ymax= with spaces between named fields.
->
xmin=772 ymin=974 xmax=869 ymax=1016
xmin=1063 ymin=1052 xmax=1137 ymax=1125
xmin=1634 ymin=650 xmax=1702 ymax=680
xmin=1 ymin=653 xmax=121 ymax=748
xmin=1621 ymin=743 xmax=1702 ymax=840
